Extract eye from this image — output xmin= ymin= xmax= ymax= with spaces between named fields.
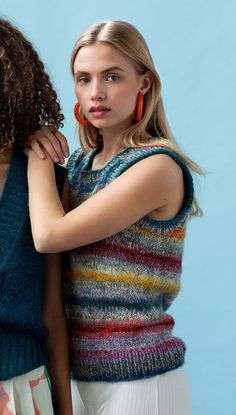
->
xmin=106 ymin=74 xmax=120 ymax=81
xmin=76 ymin=76 xmax=90 ymax=85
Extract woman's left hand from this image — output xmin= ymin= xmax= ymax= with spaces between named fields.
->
xmin=27 ymin=126 xmax=70 ymax=164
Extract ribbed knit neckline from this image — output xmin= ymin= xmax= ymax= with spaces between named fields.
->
xmin=82 ymin=147 xmax=133 ymax=175
xmin=0 ymin=151 xmax=28 ymax=269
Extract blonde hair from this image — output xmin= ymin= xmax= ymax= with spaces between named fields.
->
xmin=71 ymin=20 xmax=203 ymax=217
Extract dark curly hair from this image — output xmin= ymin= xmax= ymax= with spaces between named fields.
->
xmin=0 ymin=18 xmax=64 ymax=152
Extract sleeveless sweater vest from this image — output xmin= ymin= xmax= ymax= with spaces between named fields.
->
xmin=65 ymin=146 xmax=194 ymax=382
xmin=0 ymin=151 xmax=66 ymax=380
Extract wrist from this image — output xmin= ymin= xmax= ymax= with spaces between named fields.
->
xmin=28 ymin=149 xmax=52 ymax=164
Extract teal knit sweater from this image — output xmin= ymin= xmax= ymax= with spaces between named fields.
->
xmin=65 ymin=146 xmax=194 ymax=382
xmin=0 ymin=151 xmax=66 ymax=380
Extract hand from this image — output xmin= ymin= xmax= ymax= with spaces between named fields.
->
xmin=28 ymin=126 xmax=70 ymax=164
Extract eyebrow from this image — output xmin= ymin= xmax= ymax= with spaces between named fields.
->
xmin=74 ymin=66 xmax=125 ymax=76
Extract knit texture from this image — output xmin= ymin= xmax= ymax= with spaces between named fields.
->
xmin=0 ymin=151 xmax=66 ymax=380
xmin=65 ymin=146 xmax=194 ymax=382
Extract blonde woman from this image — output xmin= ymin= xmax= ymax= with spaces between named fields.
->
xmin=27 ymin=20 xmax=202 ymax=415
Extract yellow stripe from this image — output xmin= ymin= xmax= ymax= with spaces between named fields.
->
xmin=69 ymin=270 xmax=180 ymax=295
xmin=131 ymin=224 xmax=157 ymax=237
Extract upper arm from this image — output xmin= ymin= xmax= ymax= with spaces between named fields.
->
xmin=41 ymin=154 xmax=184 ymax=252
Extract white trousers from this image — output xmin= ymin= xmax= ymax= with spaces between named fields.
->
xmin=72 ymin=367 xmax=192 ymax=415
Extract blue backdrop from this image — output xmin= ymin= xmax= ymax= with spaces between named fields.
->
xmin=1 ymin=1 xmax=235 ymax=413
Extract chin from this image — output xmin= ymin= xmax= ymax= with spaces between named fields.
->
xmin=92 ymin=120 xmax=111 ymax=129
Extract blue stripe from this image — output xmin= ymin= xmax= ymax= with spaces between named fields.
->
xmin=64 ymin=294 xmax=161 ymax=310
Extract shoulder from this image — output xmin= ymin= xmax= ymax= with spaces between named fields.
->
xmin=113 ymin=146 xmax=192 ymax=182
xmin=117 ymin=151 xmax=184 ymax=198
xmin=134 ymin=151 xmax=184 ymax=185
xmin=115 ymin=146 xmax=194 ymax=217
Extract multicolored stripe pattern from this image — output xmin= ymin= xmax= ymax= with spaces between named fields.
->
xmin=65 ymin=146 xmax=194 ymax=382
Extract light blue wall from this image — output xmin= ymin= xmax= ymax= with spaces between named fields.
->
xmin=1 ymin=1 xmax=235 ymax=413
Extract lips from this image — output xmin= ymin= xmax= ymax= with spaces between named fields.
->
xmin=89 ymin=106 xmax=111 ymax=117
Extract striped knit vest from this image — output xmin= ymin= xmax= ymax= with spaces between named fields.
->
xmin=65 ymin=146 xmax=194 ymax=382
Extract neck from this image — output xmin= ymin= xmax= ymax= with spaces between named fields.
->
xmin=99 ymin=136 xmax=124 ymax=161
xmin=99 ymin=113 xmax=135 ymax=157
xmin=92 ymin=135 xmax=125 ymax=170
xmin=0 ymin=149 xmax=14 ymax=164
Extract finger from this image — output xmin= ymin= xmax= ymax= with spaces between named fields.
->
xmin=39 ymin=136 xmax=62 ymax=163
xmin=34 ymin=128 xmax=65 ymax=163
xmin=30 ymin=140 xmax=47 ymax=160
xmin=43 ymin=134 xmax=65 ymax=164
xmin=41 ymin=127 xmax=66 ymax=163
xmin=28 ymin=126 xmax=66 ymax=163
xmin=54 ymin=130 xmax=70 ymax=158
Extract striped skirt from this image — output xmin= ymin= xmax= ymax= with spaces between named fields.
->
xmin=0 ymin=366 xmax=54 ymax=415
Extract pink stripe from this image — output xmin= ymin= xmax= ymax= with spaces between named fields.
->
xmin=29 ymin=372 xmax=46 ymax=388
xmin=0 ymin=385 xmax=12 ymax=414
xmin=73 ymin=339 xmax=182 ymax=361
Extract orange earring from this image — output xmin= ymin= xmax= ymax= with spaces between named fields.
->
xmin=136 ymin=92 xmax=144 ymax=122
xmin=74 ymin=102 xmax=91 ymax=126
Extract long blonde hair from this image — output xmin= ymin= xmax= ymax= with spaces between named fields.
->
xmin=71 ymin=20 xmax=203 ymax=217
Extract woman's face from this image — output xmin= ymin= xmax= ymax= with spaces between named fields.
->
xmin=73 ymin=42 xmax=150 ymax=136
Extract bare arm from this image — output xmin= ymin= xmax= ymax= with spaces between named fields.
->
xmin=28 ymin=150 xmax=184 ymax=253
xmin=43 ymin=253 xmax=73 ymax=415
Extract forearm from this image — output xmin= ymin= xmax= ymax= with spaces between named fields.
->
xmin=27 ymin=150 xmax=65 ymax=248
xmin=43 ymin=254 xmax=73 ymax=414
xmin=43 ymin=254 xmax=72 ymax=415
xmin=46 ymin=314 xmax=73 ymax=415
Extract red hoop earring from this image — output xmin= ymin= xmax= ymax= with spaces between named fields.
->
xmin=136 ymin=92 xmax=144 ymax=122
xmin=74 ymin=102 xmax=91 ymax=126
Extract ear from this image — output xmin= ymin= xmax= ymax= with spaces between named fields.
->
xmin=139 ymin=70 xmax=153 ymax=95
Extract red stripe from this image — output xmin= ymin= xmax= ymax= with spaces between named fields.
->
xmin=73 ymin=242 xmax=181 ymax=271
xmin=70 ymin=315 xmax=174 ymax=336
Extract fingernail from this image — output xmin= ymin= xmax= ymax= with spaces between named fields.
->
xmin=54 ymin=157 xmax=59 ymax=163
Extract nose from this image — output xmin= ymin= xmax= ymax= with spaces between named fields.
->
xmin=90 ymin=81 xmax=106 ymax=101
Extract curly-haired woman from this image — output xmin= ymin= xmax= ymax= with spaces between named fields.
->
xmin=0 ymin=18 xmax=73 ymax=414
